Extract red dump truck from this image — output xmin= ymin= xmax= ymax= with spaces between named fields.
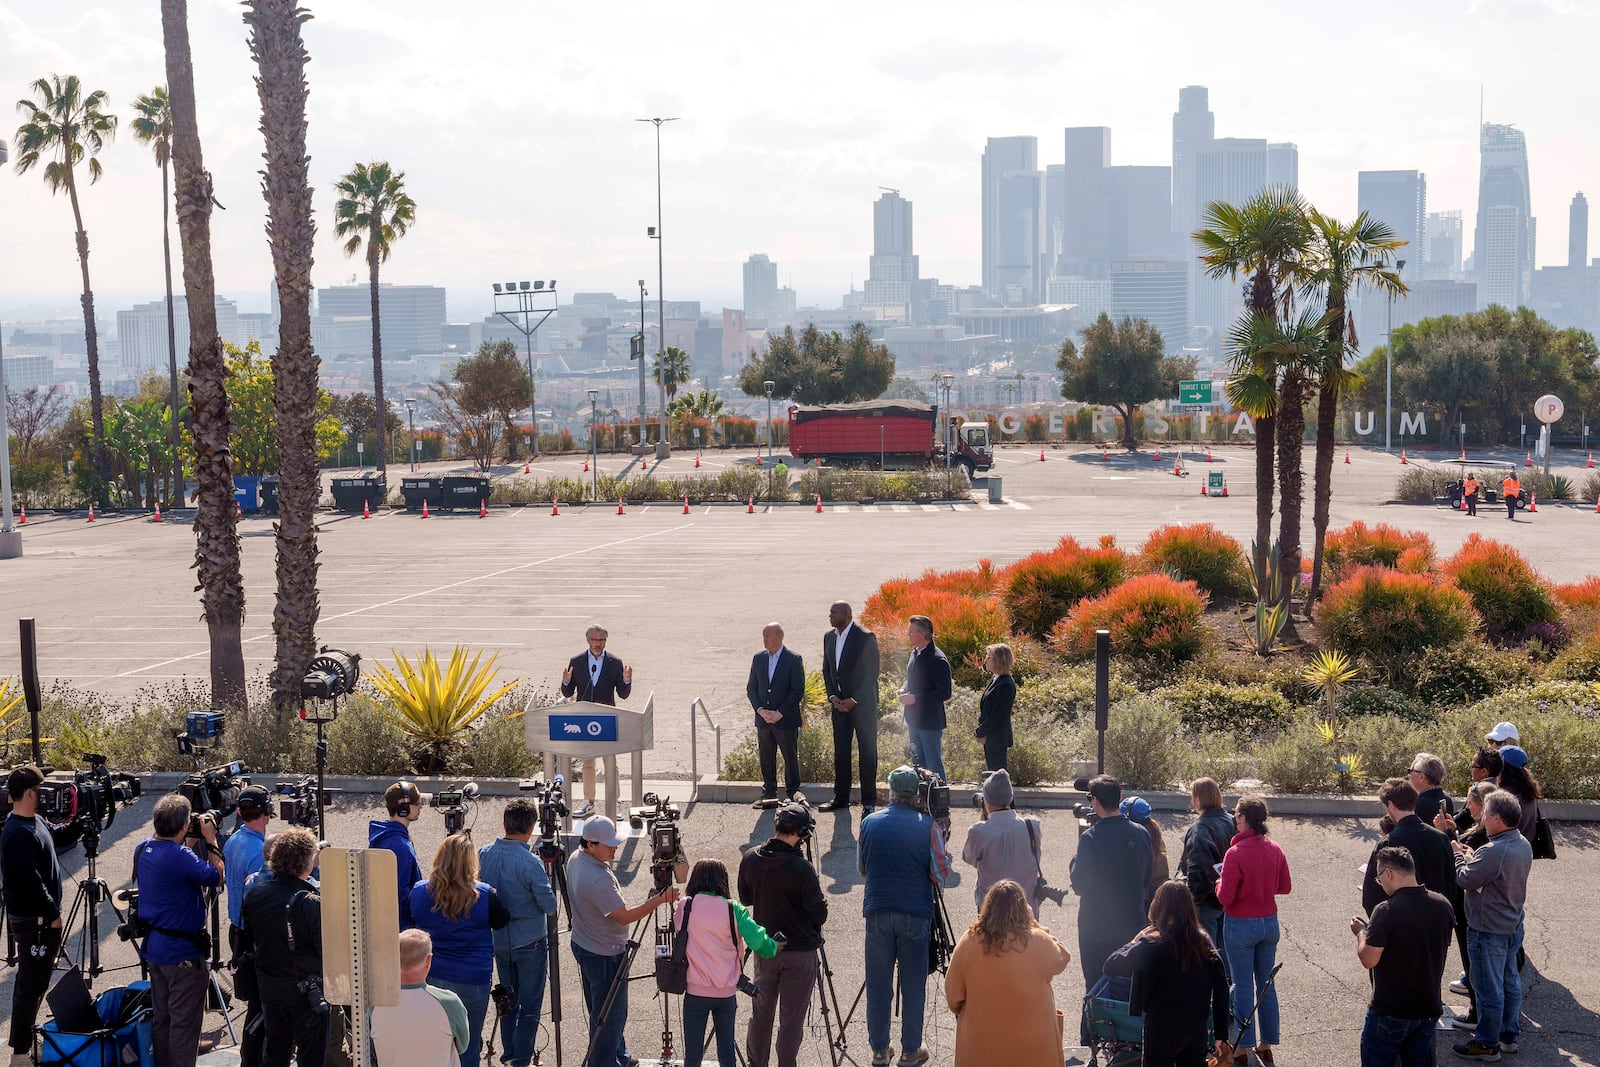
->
xmin=787 ymin=400 xmax=993 ymax=476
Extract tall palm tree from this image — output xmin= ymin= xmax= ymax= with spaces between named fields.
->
xmin=13 ymin=74 xmax=117 ymax=484
xmin=333 ymin=161 xmax=414 ymax=474
xmin=245 ymin=0 xmax=322 ymax=713
xmin=160 ymin=0 xmax=247 ymax=709
xmin=1299 ymin=210 xmax=1406 ymax=608
xmin=1194 ymin=188 xmax=1311 ymax=589
xmin=653 ymin=345 xmax=692 ymax=400
xmin=130 ymin=85 xmax=186 ymax=507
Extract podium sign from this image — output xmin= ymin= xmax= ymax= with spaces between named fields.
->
xmin=549 ymin=712 xmax=619 ymax=743
xmin=525 ymin=695 xmax=656 ymax=823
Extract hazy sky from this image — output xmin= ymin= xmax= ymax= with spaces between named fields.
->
xmin=2 ymin=0 xmax=1597 ymax=322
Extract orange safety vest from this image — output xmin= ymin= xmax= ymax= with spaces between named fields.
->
xmin=1502 ymin=477 xmax=1519 ymax=498
xmin=1464 ymin=478 xmax=1479 ymax=497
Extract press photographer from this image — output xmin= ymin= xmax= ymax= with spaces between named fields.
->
xmin=477 ymin=798 xmax=558 ymax=1067
xmin=961 ymin=769 xmax=1059 ymax=919
xmin=237 ymin=827 xmax=327 ymax=1067
xmin=2 ymin=765 xmax=62 ymax=1067
xmin=135 ymin=793 xmax=225 ymax=1067
xmin=369 ymin=780 xmax=426 ymax=929
xmin=224 ymin=786 xmax=275 ymax=1067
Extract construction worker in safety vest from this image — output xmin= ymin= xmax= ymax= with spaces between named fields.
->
xmin=1501 ymin=472 xmax=1520 ymax=521
xmin=1462 ymin=474 xmax=1480 ymax=516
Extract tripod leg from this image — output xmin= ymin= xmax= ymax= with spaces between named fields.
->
xmin=210 ymin=968 xmax=240 ymax=1047
xmin=579 ymin=919 xmax=644 ymax=1067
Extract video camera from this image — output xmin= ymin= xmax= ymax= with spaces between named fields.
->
xmin=1070 ymin=776 xmax=1099 ymax=836
xmin=774 ymin=792 xmax=815 ymax=840
xmin=274 ymin=775 xmax=330 ymax=833
xmin=628 ymin=792 xmax=683 ymax=891
xmin=910 ymin=767 xmax=951 ymax=837
xmin=0 ymin=754 xmax=142 ymax=851
xmin=175 ymin=710 xmax=226 ymax=759
xmin=432 ymin=782 xmax=480 ymax=835
xmin=518 ymin=774 xmax=569 ymax=842
xmin=176 ymin=760 xmax=249 ymax=837
xmin=300 ymin=647 xmax=361 ymax=702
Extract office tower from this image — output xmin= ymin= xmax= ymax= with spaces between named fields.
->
xmin=994 ymin=170 xmax=1043 ymax=303
xmin=1426 ymin=211 xmax=1464 ymax=277
xmin=1110 ymin=258 xmax=1189 ymax=353
xmin=1192 ymin=138 xmax=1269 ymax=337
xmin=743 ymin=254 xmax=778 ymax=324
xmin=1474 ymin=124 xmax=1534 ymax=309
xmin=1105 ymin=166 xmax=1173 ymax=261
xmin=1044 ymin=164 xmax=1067 ymax=278
xmin=1570 ymin=192 xmax=1588 ymax=269
xmin=1357 ymin=171 xmax=1427 ymax=267
xmin=1266 ymin=142 xmax=1299 ymax=189
xmin=982 ymin=136 xmax=1039 ymax=300
xmin=116 ymin=295 xmax=241 ymax=372
xmin=316 ymin=283 xmax=447 ymax=353
xmin=864 ymin=189 xmax=920 ymax=321
xmin=1061 ymin=127 xmax=1112 ymax=276
xmin=1171 ymin=85 xmax=1215 ymax=236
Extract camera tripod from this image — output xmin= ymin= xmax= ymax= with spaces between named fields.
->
xmin=200 ymin=886 xmax=240 ymax=1048
xmin=798 ymin=831 xmax=856 ymax=1067
xmin=54 ymin=819 xmax=129 ymax=987
xmin=536 ymin=826 xmax=573 ymax=1066
xmin=579 ymin=907 xmax=677 ymax=1067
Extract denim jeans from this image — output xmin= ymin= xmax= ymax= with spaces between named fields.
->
xmin=432 ymin=977 xmax=490 ymax=1067
xmin=1358 ymin=1010 xmax=1436 ymax=1067
xmin=865 ymin=910 xmax=932 ymax=1056
xmin=1196 ymin=902 xmax=1228 ymax=981
xmin=907 ymin=727 xmax=946 ymax=784
xmin=573 ymin=942 xmax=631 ymax=1067
xmin=682 ymin=993 xmax=738 ymax=1067
xmin=496 ymin=939 xmax=549 ymax=1067
xmin=1468 ymin=925 xmax=1524 ymax=1048
xmin=1222 ymin=914 xmax=1280 ymax=1048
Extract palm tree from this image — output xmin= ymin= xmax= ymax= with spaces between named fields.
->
xmin=1194 ymin=187 xmax=1311 ymax=589
xmin=653 ymin=345 xmax=692 ymax=401
xmin=130 ymin=85 xmax=186 ymax=507
xmin=1299 ymin=210 xmax=1406 ymax=608
xmin=244 ymin=0 xmax=322 ymax=713
xmin=13 ymin=74 xmax=117 ymax=484
xmin=667 ymin=387 xmax=725 ymax=420
xmin=160 ymin=1 xmax=246 ymax=709
xmin=333 ymin=161 xmax=415 ymax=474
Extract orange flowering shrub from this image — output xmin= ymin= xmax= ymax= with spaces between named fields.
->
xmin=1319 ymin=566 xmax=1480 ymax=680
xmin=1137 ymin=523 xmax=1250 ymax=598
xmin=1324 ymin=521 xmax=1437 ymax=582
xmin=1441 ymin=535 xmax=1563 ymax=646
xmin=1051 ymin=574 xmax=1208 ymax=664
xmin=999 ymin=538 xmax=1131 ymax=640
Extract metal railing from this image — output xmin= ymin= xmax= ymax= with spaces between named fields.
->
xmin=689 ymin=696 xmax=724 ymax=797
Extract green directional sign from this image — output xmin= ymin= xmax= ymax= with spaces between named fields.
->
xmin=1180 ymin=380 xmax=1213 ymax=405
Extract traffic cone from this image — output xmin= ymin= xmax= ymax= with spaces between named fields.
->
xmin=1525 ymin=451 xmax=1533 ymax=468
xmin=362 ymin=499 xmax=371 ymax=519
xmin=86 ymin=504 xmax=95 ymax=523
xmin=756 ymin=454 xmax=763 ymax=467
xmin=421 ymin=499 xmax=430 ymax=519
xmin=694 ymin=451 xmax=701 ymax=469
xmin=583 ymin=459 xmax=589 ymax=473
xmin=815 ymin=493 xmax=823 ymax=513
xmin=682 ymin=495 xmax=691 ymax=515
xmin=1529 ymin=492 xmax=1538 ymax=513
xmin=551 ymin=498 xmax=561 ymax=516
xmin=1153 ymin=449 xmax=1162 ymax=462
xmin=236 ymin=501 xmax=243 ymax=520
xmin=1400 ymin=449 xmax=1408 ymax=464
xmin=1039 ymin=449 xmax=1046 ymax=462
xmin=616 ymin=497 xmax=625 ymax=515
xmin=524 ymin=461 xmax=531 ymax=474
xmin=152 ymin=502 xmax=163 ymax=522
xmin=1101 ymin=443 xmax=1109 ymax=461
xmin=1200 ymin=479 xmax=1207 ymax=497
xmin=1589 ymin=451 xmax=1594 ymax=469
xmin=1206 ymin=446 xmax=1213 ymax=462
xmin=1222 ymin=478 xmax=1229 ymax=497
xmin=479 ymin=498 xmax=487 ymax=519
xmin=1344 ymin=448 xmax=1351 ymax=464
xmin=17 ymin=505 xmax=25 ymax=524
xmin=747 ymin=494 xmax=755 ymax=514
xmin=1173 ymin=457 xmax=1182 ymax=476
xmin=1594 ymin=493 xmax=1599 ymax=514
xmin=1459 ymin=450 xmax=1466 ymax=463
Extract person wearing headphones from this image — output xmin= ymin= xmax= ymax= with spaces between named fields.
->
xmin=224 ymin=786 xmax=274 ymax=1067
xmin=370 ymin=780 xmax=427 ymax=929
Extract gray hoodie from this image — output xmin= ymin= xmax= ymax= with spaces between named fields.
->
xmin=1454 ymin=827 xmax=1533 ymax=935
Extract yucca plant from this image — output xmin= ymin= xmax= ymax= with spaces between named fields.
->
xmin=1303 ymin=649 xmax=1361 ymax=720
xmin=1242 ymin=539 xmax=1289 ymax=655
xmin=0 ymin=679 xmax=27 ymax=758
xmin=368 ymin=647 xmax=522 ymax=773
xmin=1315 ymin=718 xmax=1368 ymax=794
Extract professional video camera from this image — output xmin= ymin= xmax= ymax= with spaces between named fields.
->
xmin=1070 ymin=776 xmax=1100 ymax=836
xmin=176 ymin=760 xmax=249 ymax=836
xmin=432 ymin=782 xmax=481 ymax=835
xmin=2 ymin=754 xmax=143 ymax=851
xmin=519 ymin=775 xmax=569 ymax=843
xmin=300 ymin=647 xmax=361 ymax=702
xmin=114 ymin=887 xmax=144 ymax=943
xmin=274 ymin=775 xmax=328 ymax=833
xmin=628 ymin=792 xmax=683 ymax=891
xmin=911 ymin=767 xmax=951 ymax=837
xmin=175 ymin=710 xmax=226 ymax=759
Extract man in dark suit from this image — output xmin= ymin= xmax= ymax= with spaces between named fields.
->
xmin=746 ymin=623 xmax=807 ymax=809
xmin=1362 ymin=777 xmax=1456 ymax=914
xmin=896 ymin=614 xmax=952 ymax=784
xmin=819 ymin=601 xmax=881 ymax=814
xmin=559 ymin=624 xmax=633 ymax=818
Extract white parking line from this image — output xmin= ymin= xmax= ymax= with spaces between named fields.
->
xmin=1007 ymin=500 xmax=1033 ymax=510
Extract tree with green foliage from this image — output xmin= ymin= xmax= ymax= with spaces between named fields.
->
xmin=453 ymin=340 xmax=531 ymax=460
xmin=652 ymin=345 xmax=691 ymax=401
xmin=224 ymin=342 xmax=342 ymax=475
xmin=1056 ymin=314 xmax=1194 ymax=451
xmin=667 ymin=388 xmax=724 ymax=420
xmin=738 ymin=322 xmax=895 ymax=404
xmin=881 ymin=376 xmax=931 ymax=402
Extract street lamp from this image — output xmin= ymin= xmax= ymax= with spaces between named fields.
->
xmin=935 ymin=373 xmax=955 ymax=470
xmin=0 ymin=136 xmax=20 ymax=559
xmin=588 ymin=387 xmax=600 ymax=500
xmin=638 ymin=116 xmax=679 ymax=460
xmin=1385 ymin=258 xmax=1406 ymax=452
xmin=404 ymin=397 xmax=417 ymax=473
xmin=492 ymin=280 xmax=558 ymax=461
xmin=763 ymin=380 xmax=776 ymax=463
xmin=633 ymin=279 xmax=648 ymax=454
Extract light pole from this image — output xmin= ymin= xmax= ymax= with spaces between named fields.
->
xmin=935 ymin=373 xmax=954 ymax=469
xmin=492 ymin=280 xmax=557 ymax=461
xmin=638 ymin=116 xmax=678 ymax=459
xmin=0 ymin=136 xmax=19 ymax=559
xmin=763 ymin=380 xmax=776 ymax=464
xmin=588 ymin=388 xmax=600 ymax=500
xmin=404 ymin=397 xmax=417 ymax=473
xmin=1384 ymin=258 xmax=1406 ymax=453
xmin=633 ymin=279 xmax=648 ymax=454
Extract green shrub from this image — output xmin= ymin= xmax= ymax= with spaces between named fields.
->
xmin=1014 ymin=665 xmax=1137 ymax=725
xmin=1442 ymin=534 xmax=1563 ymax=645
xmin=1053 ymin=575 xmax=1209 ymax=665
xmin=1185 ymin=730 xmax=1255 ymax=789
xmin=1342 ymin=715 xmax=1431 ymax=790
xmin=1152 ymin=678 xmax=1294 ymax=738
xmin=1095 ymin=695 xmax=1187 ymax=790
xmin=1583 ymin=471 xmax=1600 ymax=508
xmin=1324 ymin=520 xmax=1437 ymax=581
xmin=322 ymin=694 xmax=413 ymax=776
xmin=1549 ymin=635 xmax=1600 ymax=682
xmin=1392 ymin=467 xmax=1454 ymax=504
xmin=999 ymin=538 xmax=1130 ymax=640
xmin=1137 ymin=523 xmax=1251 ymax=599
xmin=1339 ymin=684 xmax=1432 ymax=724
xmin=1411 ymin=641 xmax=1536 ymax=707
xmin=449 ymin=710 xmax=540 ymax=778
xmin=1554 ymin=578 xmax=1600 ymax=638
xmin=1256 ymin=716 xmax=1337 ymax=794
xmin=1319 ymin=567 xmax=1479 ymax=684
xmin=796 ymin=467 xmax=971 ymax=502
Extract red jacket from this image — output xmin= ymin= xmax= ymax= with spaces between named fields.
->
xmin=1217 ymin=829 xmax=1291 ymax=919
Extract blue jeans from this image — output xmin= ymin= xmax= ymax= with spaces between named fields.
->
xmin=1222 ymin=914 xmax=1280 ymax=1048
xmin=865 ymin=910 xmax=932 ymax=1056
xmin=431 ymin=977 xmax=490 ymax=1067
xmin=573 ymin=942 xmax=631 ymax=1067
xmin=682 ymin=993 xmax=738 ymax=1067
xmin=495 ymin=940 xmax=549 ymax=1067
xmin=1359 ymin=1010 xmax=1436 ymax=1067
xmin=907 ymin=727 xmax=946 ymax=783
xmin=1196 ymin=902 xmax=1228 ymax=981
xmin=1468 ymin=925 xmax=1524 ymax=1048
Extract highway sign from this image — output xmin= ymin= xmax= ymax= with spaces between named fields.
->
xmin=1180 ymin=380 xmax=1213 ymax=405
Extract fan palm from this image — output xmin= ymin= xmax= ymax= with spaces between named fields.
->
xmin=130 ymin=86 xmax=186 ymax=506
xmin=653 ymin=345 xmax=692 ymax=400
xmin=13 ymin=74 xmax=117 ymax=484
xmin=333 ymin=161 xmax=415 ymax=474
xmin=1299 ymin=210 xmax=1406 ymax=608
xmin=667 ymin=388 xmax=725 ymax=420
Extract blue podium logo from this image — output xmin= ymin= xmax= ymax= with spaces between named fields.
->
xmin=549 ymin=713 xmax=618 ymax=742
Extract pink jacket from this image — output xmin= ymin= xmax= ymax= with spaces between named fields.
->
xmin=672 ymin=894 xmax=779 ymax=998
xmin=1217 ymin=829 xmax=1291 ymax=919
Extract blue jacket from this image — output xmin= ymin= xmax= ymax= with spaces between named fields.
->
xmin=477 ymin=838 xmax=558 ymax=952
xmin=135 ymin=838 xmax=221 ymax=966
xmin=223 ymin=824 xmax=266 ymax=927
xmin=369 ymin=820 xmax=424 ymax=929
xmin=409 ymin=881 xmax=510 ymax=985
xmin=858 ymin=801 xmax=952 ymax=918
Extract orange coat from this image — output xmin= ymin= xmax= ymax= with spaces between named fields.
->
xmin=945 ymin=925 xmax=1072 ymax=1067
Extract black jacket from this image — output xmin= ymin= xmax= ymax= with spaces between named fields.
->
xmin=1361 ymin=814 xmax=1457 ymax=915
xmin=822 ymin=623 xmax=880 ymax=715
xmin=737 ymin=838 xmax=827 ymax=952
xmin=1178 ymin=807 xmax=1235 ymax=911
xmin=1 ymin=813 xmax=62 ymax=920
xmin=1415 ymin=786 xmax=1455 ymax=827
xmin=560 ymin=651 xmax=631 ymax=705
xmin=1103 ymin=933 xmax=1230 ymax=1059
xmin=975 ymin=675 xmax=1016 ymax=746
xmin=902 ymin=643 xmax=952 ymax=732
xmin=746 ymin=647 xmax=807 ymax=731
xmin=1070 ymin=815 xmax=1151 ymax=943
xmin=238 ymin=875 xmax=323 ymax=1003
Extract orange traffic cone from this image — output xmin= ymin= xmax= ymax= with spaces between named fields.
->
xmin=1344 ymin=448 xmax=1351 ymax=464
xmin=1400 ymin=449 xmax=1408 ymax=464
xmin=421 ymin=499 xmax=430 ymax=519
xmin=641 ymin=456 xmax=648 ymax=472
xmin=1222 ymin=478 xmax=1229 ymax=498
xmin=616 ymin=497 xmax=625 ymax=515
xmin=1153 ymin=449 xmax=1161 ymax=462
xmin=1594 ymin=493 xmax=1600 ymax=514
xmin=17 ymin=505 xmax=26 ymax=525
xmin=815 ymin=493 xmax=823 ymax=513
xmin=756 ymin=454 xmax=763 ymax=467
xmin=1100 ymin=443 xmax=1108 ymax=461
xmin=694 ymin=451 xmax=701 ymax=469
xmin=524 ymin=461 xmax=531 ymax=474
xmin=236 ymin=501 xmax=243 ymax=519
xmin=1206 ymin=446 xmax=1213 ymax=462
xmin=682 ymin=495 xmax=691 ymax=514
xmin=479 ymin=498 xmax=487 ymax=519
xmin=1200 ymin=479 xmax=1208 ymax=497
xmin=86 ymin=504 xmax=95 ymax=522
xmin=152 ymin=502 xmax=163 ymax=522
xmin=1458 ymin=451 xmax=1466 ymax=463
xmin=1039 ymin=449 xmax=1046 ymax=462
xmin=1529 ymin=492 xmax=1538 ymax=513
xmin=362 ymin=499 xmax=371 ymax=519
xmin=551 ymin=497 xmax=561 ymax=516
xmin=1589 ymin=451 xmax=1594 ymax=469
xmin=1525 ymin=451 xmax=1533 ymax=468
xmin=747 ymin=494 xmax=755 ymax=514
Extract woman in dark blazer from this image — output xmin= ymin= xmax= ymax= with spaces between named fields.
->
xmin=975 ymin=643 xmax=1017 ymax=773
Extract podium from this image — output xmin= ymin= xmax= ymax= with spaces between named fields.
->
xmin=524 ymin=694 xmax=654 ymax=826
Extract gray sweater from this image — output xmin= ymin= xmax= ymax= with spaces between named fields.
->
xmin=1454 ymin=827 xmax=1533 ymax=935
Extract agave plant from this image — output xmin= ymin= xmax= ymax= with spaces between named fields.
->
xmin=1303 ymin=649 xmax=1361 ymax=720
xmin=368 ymin=647 xmax=522 ymax=773
xmin=1241 ymin=539 xmax=1289 ymax=655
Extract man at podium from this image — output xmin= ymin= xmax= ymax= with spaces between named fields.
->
xmin=560 ymin=624 xmax=633 ymax=818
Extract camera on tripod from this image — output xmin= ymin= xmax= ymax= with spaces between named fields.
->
xmin=175 ymin=710 xmax=226 ymax=758
xmin=519 ymin=774 xmax=569 ymax=841
xmin=274 ymin=775 xmax=327 ymax=832
xmin=176 ymin=760 xmax=249 ymax=837
xmin=8 ymin=754 xmax=143 ymax=851
xmin=432 ymin=782 xmax=480 ymax=835
xmin=1070 ymin=776 xmax=1100 ymax=835
xmin=910 ymin=767 xmax=951 ymax=837
xmin=628 ymin=792 xmax=683 ymax=891
xmin=114 ymin=888 xmax=144 ymax=943
xmin=775 ymin=793 xmax=815 ymax=841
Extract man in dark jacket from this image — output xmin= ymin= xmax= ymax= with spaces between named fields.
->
xmin=1408 ymin=753 xmax=1456 ymax=826
xmin=1069 ymin=775 xmax=1152 ymax=987
xmin=747 ymin=623 xmax=807 ymax=808
xmin=739 ymin=801 xmax=829 ymax=1067
xmin=2 ymin=766 xmax=62 ymax=1064
xmin=238 ymin=828 xmax=328 ymax=1067
xmin=820 ymin=601 xmax=881 ymax=813
xmin=1177 ymin=777 xmax=1234 ymax=977
xmin=896 ymin=615 xmax=952 ymax=785
xmin=369 ymin=780 xmax=426 ymax=929
xmin=559 ymin=624 xmax=633 ymax=818
xmin=1362 ymin=779 xmax=1455 ymax=915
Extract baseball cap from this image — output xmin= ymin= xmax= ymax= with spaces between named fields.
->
xmin=5 ymin=765 xmax=46 ymax=798
xmin=887 ymin=766 xmax=921 ymax=799
xmin=1120 ymin=796 xmax=1152 ymax=822
xmin=1486 ymin=722 xmax=1520 ymax=743
xmin=1498 ymin=745 xmax=1530 ymax=770
xmin=775 ymin=801 xmax=814 ymax=833
xmin=580 ymin=815 xmax=624 ymax=848
xmin=237 ymin=785 xmax=274 ymax=815
xmin=384 ymin=781 xmax=426 ymax=813
xmin=982 ymin=769 xmax=1014 ymax=808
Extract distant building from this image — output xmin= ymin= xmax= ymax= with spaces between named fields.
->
xmin=1358 ymin=170 xmax=1427 ymax=266
xmin=863 ymin=189 xmax=921 ymax=322
xmin=1105 ymin=166 xmax=1173 ymax=261
xmin=1061 ymin=127 xmax=1111 ymax=277
xmin=1044 ymin=163 xmax=1067 ymax=278
xmin=1 ymin=354 xmax=52 ymax=392
xmin=1474 ymin=124 xmax=1535 ymax=309
xmin=1110 ymin=258 xmax=1189 ymax=353
xmin=1192 ymin=138 xmax=1270 ymax=339
xmin=981 ymin=136 xmax=1039 ymax=301
xmin=1266 ymin=143 xmax=1299 ymax=190
xmin=1171 ymin=85 xmax=1215 ymax=238
xmin=316 ymin=283 xmax=446 ymax=354
xmin=116 ymin=295 xmax=241 ymax=373
xmin=1425 ymin=211 xmax=1464 ymax=279
xmin=1046 ymin=277 xmax=1112 ymax=323
xmin=743 ymin=254 xmax=779 ymax=325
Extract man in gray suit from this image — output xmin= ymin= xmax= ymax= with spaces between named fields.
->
xmin=818 ymin=602 xmax=881 ymax=814
xmin=747 ymin=623 xmax=807 ymax=809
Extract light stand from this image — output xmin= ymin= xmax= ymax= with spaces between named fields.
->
xmin=405 ymin=397 xmax=417 ymax=472
xmin=298 ymin=695 xmax=340 ymax=836
xmin=588 ymin=388 xmax=600 ymax=501
xmin=492 ymin=281 xmax=558 ymax=459
xmin=1384 ymin=258 xmax=1406 ymax=453
xmin=633 ymin=279 xmax=648 ymax=455
xmin=638 ymin=116 xmax=678 ymax=460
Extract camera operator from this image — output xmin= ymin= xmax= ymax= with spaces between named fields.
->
xmin=1068 ymin=775 xmax=1151 ymax=988
xmin=477 ymin=799 xmax=558 ymax=1067
xmin=568 ymin=817 xmax=681 ymax=1067
xmin=2 ymin=766 xmax=62 ymax=1066
xmin=858 ymin=766 xmax=954 ymax=1067
xmin=225 ymin=786 xmax=274 ymax=1067
xmin=961 ymin=769 xmax=1043 ymax=918
xmin=738 ymin=800 xmax=828 ymax=1067
xmin=237 ymin=828 xmax=327 ymax=1067
xmin=136 ymin=793 xmax=225 ymax=1067
xmin=369 ymin=780 xmax=426 ymax=929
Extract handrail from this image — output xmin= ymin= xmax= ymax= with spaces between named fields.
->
xmin=689 ymin=696 xmax=724 ymax=798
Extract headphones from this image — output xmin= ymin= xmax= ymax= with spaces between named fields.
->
xmin=394 ymin=781 xmax=418 ymax=818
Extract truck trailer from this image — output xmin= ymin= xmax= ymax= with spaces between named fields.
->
xmin=787 ymin=400 xmax=993 ymax=476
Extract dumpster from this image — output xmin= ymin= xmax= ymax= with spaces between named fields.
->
xmin=233 ymin=476 xmax=260 ymax=513
xmin=442 ymin=475 xmax=491 ymax=510
xmin=400 ymin=476 xmax=444 ymax=511
xmin=259 ymin=475 xmax=279 ymax=514
xmin=987 ymin=475 xmax=1003 ymax=505
xmin=331 ymin=473 xmax=386 ymax=513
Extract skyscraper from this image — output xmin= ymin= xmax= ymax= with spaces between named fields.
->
xmin=1357 ymin=171 xmax=1427 ymax=268
xmin=1061 ymin=127 xmax=1111 ymax=276
xmin=1171 ymin=86 xmax=1215 ymax=237
xmin=1570 ymin=191 xmax=1588 ymax=269
xmin=864 ymin=189 xmax=920 ymax=321
xmin=1111 ymin=259 xmax=1189 ymax=353
xmin=1426 ymin=211 xmax=1464 ymax=278
xmin=1266 ymin=143 xmax=1299 ymax=190
xmin=1474 ymin=124 xmax=1534 ymax=309
xmin=982 ymin=136 xmax=1039 ymax=300
xmin=743 ymin=254 xmax=779 ymax=324
xmin=1105 ymin=166 xmax=1173 ymax=261
xmin=1192 ymin=138 xmax=1269 ymax=338
xmin=1044 ymin=164 xmax=1067 ymax=279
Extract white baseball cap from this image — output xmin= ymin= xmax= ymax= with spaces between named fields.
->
xmin=1485 ymin=722 xmax=1520 ymax=743
xmin=579 ymin=815 xmax=624 ymax=848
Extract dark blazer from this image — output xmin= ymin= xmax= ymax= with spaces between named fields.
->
xmin=747 ymin=647 xmax=806 ymax=730
xmin=1361 ymin=814 xmax=1457 ymax=915
xmin=902 ymin=642 xmax=952 ymax=732
xmin=822 ymin=623 xmax=880 ymax=715
xmin=560 ymin=651 xmax=631 ymax=705
xmin=975 ymin=674 xmax=1016 ymax=747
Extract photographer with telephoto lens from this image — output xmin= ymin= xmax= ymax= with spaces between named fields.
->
xmin=237 ymin=828 xmax=327 ymax=1067
xmin=2 ymin=766 xmax=62 ymax=1067
xmin=225 ymin=786 xmax=274 ymax=1067
xmin=961 ymin=769 xmax=1046 ymax=918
